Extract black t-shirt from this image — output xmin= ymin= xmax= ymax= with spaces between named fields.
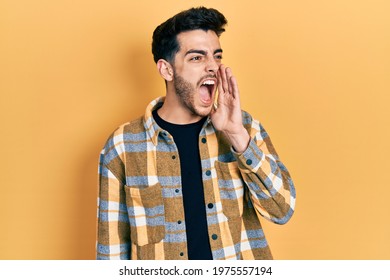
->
xmin=152 ymin=109 xmax=213 ymax=260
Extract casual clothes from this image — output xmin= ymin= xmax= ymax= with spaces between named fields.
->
xmin=97 ymin=96 xmax=296 ymax=260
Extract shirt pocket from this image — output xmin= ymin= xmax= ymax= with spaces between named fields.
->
xmin=124 ymin=183 xmax=165 ymax=246
xmin=214 ymin=160 xmax=245 ymax=219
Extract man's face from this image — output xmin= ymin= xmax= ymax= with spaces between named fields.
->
xmin=172 ymin=30 xmax=222 ymax=118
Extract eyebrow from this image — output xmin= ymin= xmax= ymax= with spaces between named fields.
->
xmin=185 ymin=48 xmax=223 ymax=56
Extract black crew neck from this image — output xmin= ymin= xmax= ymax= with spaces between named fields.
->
xmin=152 ymin=109 xmax=207 ymax=130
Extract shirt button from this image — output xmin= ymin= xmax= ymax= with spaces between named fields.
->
xmin=205 ymin=170 xmax=211 ymax=176
xmin=177 ymin=220 xmax=182 ymax=224
xmin=212 ymin=234 xmax=218 ymax=240
xmin=207 ymin=203 xmax=214 ymax=209
xmin=246 ymin=159 xmax=253 ymax=165
xmin=175 ymin=189 xmax=180 ymax=193
xmin=179 ymin=252 xmax=184 ymax=256
xmin=172 ymin=155 xmax=176 ymax=159
xmin=201 ymin=138 xmax=207 ymax=143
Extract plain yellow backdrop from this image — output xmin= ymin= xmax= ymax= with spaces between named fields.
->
xmin=1 ymin=0 xmax=389 ymax=259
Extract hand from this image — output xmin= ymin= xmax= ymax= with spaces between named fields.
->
xmin=211 ymin=65 xmax=250 ymax=153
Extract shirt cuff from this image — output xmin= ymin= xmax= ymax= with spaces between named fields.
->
xmin=231 ymin=138 xmax=264 ymax=173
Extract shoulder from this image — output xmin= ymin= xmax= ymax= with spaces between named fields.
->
xmin=241 ymin=110 xmax=254 ymax=125
xmin=113 ymin=115 xmax=147 ymax=138
xmin=241 ymin=109 xmax=262 ymax=129
xmin=240 ymin=110 xmax=269 ymax=140
xmin=100 ymin=116 xmax=147 ymax=162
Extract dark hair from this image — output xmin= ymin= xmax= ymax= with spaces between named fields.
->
xmin=152 ymin=7 xmax=227 ymax=63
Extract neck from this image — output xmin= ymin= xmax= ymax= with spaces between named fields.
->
xmin=158 ymin=87 xmax=203 ymax=125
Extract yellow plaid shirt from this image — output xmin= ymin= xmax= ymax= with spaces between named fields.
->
xmin=97 ymin=97 xmax=296 ymax=260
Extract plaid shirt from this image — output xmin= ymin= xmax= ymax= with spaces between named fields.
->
xmin=97 ymin=97 xmax=296 ymax=260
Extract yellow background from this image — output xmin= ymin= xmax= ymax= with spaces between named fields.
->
xmin=1 ymin=0 xmax=389 ymax=259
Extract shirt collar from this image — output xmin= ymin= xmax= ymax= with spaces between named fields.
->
xmin=143 ymin=96 xmax=214 ymax=146
xmin=143 ymin=96 xmax=165 ymax=146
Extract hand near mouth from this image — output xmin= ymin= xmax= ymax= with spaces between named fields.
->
xmin=211 ymin=64 xmax=250 ymax=153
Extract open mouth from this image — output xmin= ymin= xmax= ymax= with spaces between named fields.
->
xmin=199 ymin=79 xmax=216 ymax=105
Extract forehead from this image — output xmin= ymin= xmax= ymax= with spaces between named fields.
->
xmin=176 ymin=30 xmax=221 ymax=53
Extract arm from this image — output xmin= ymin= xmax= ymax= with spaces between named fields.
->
xmin=212 ymin=65 xmax=295 ymax=224
xmin=233 ymin=113 xmax=296 ymax=224
xmin=96 ymin=139 xmax=131 ymax=259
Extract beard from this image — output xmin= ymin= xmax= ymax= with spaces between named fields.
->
xmin=173 ymin=72 xmax=214 ymax=118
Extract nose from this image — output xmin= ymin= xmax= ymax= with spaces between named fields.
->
xmin=206 ymin=57 xmax=219 ymax=74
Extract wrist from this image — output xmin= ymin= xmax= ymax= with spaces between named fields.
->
xmin=224 ymin=126 xmax=250 ymax=154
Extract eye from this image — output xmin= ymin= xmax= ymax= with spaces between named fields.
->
xmin=190 ymin=56 xmax=202 ymax=61
xmin=215 ymin=54 xmax=223 ymax=60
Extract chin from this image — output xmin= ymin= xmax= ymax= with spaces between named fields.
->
xmin=194 ymin=106 xmax=213 ymax=118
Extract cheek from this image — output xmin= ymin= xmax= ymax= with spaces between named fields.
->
xmin=186 ymin=76 xmax=201 ymax=88
xmin=181 ymin=66 xmax=202 ymax=79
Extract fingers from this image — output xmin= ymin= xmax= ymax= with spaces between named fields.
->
xmin=226 ymin=67 xmax=236 ymax=98
xmin=218 ymin=64 xmax=239 ymax=99
xmin=229 ymin=75 xmax=239 ymax=99
xmin=217 ymin=67 xmax=224 ymax=95
xmin=218 ymin=64 xmax=230 ymax=94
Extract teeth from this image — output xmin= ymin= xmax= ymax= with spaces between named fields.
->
xmin=202 ymin=80 xmax=215 ymax=85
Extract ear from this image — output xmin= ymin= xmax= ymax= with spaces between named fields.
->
xmin=156 ymin=59 xmax=174 ymax=82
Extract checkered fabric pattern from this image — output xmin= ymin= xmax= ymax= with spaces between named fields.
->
xmin=96 ymin=96 xmax=296 ymax=260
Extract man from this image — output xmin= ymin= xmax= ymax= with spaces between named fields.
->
xmin=97 ymin=7 xmax=296 ymax=260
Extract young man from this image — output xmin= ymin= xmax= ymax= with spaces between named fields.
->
xmin=97 ymin=7 xmax=296 ymax=260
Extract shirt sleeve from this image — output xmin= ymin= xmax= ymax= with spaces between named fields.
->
xmin=233 ymin=111 xmax=296 ymax=225
xmin=96 ymin=137 xmax=131 ymax=259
